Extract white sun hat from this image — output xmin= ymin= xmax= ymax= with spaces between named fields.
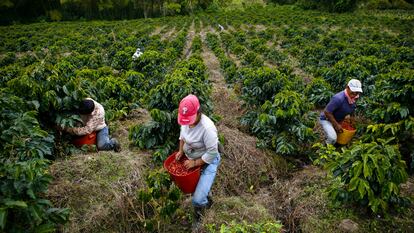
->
xmin=348 ymin=79 xmax=363 ymax=93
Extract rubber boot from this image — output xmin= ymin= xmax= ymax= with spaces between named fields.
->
xmin=207 ymin=196 xmax=213 ymax=209
xmin=334 ymin=142 xmax=342 ymax=148
xmin=192 ymin=206 xmax=204 ymax=232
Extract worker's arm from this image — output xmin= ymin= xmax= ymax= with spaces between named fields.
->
xmin=178 ymin=138 xmax=207 ymax=169
xmin=65 ymin=104 xmax=104 ymax=136
xmin=65 ymin=119 xmax=95 ymax=136
xmin=175 ymin=139 xmax=185 ymax=160
xmin=184 ymin=126 xmax=218 ymax=169
xmin=184 ymin=157 xmax=206 ymax=169
xmin=324 ymin=110 xmax=343 ymax=133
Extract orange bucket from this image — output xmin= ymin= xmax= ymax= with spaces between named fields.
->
xmin=72 ymin=132 xmax=97 ymax=147
xmin=164 ymin=152 xmax=201 ymax=194
xmin=337 ymin=122 xmax=356 ymax=145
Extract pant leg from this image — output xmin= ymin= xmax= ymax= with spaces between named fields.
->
xmin=192 ymin=154 xmax=221 ymax=207
xmin=96 ymin=126 xmax=115 ymax=151
xmin=319 ymin=119 xmax=337 ymax=145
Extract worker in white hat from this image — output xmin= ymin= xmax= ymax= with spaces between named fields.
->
xmin=319 ymin=79 xmax=363 ymax=145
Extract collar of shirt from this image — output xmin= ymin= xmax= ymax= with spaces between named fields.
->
xmin=343 ymin=90 xmax=359 ymax=105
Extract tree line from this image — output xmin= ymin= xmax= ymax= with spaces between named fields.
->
xmin=0 ymin=0 xmax=218 ymax=24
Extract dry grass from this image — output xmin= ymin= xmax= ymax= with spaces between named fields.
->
xmin=161 ymin=27 xmax=176 ymax=41
xmin=201 ymin=44 xmax=244 ymax=128
xmin=150 ymin=26 xmax=166 ymax=36
xmin=225 ymin=24 xmax=236 ymax=32
xmin=206 ymin=25 xmax=217 ymax=34
xmin=47 ymin=148 xmax=151 ymax=233
xmin=47 ymin=108 xmax=153 ymax=233
xmin=254 ymin=166 xmax=327 ymax=232
xmin=182 ymin=113 xmax=326 ymax=231
xmin=197 ymin=35 xmax=300 ymax=232
xmin=401 ymin=177 xmax=414 ymax=197
xmin=211 ymin=88 xmax=244 ymax=128
xmin=201 ymin=42 xmax=288 ymax=199
xmin=213 ymin=125 xmax=288 ymax=197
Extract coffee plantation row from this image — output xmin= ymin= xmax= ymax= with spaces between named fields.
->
xmin=1 ymin=4 xmax=413 ymax=232
xmin=203 ymin=6 xmax=413 ymax=214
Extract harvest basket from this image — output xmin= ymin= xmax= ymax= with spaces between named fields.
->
xmin=337 ymin=121 xmax=356 ymax=145
xmin=164 ymin=152 xmax=201 ymax=194
xmin=72 ymin=132 xmax=97 ymax=147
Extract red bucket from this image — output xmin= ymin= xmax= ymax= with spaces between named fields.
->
xmin=164 ymin=152 xmax=201 ymax=194
xmin=72 ymin=132 xmax=97 ymax=147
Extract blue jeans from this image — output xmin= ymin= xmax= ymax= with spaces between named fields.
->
xmin=319 ymin=119 xmax=337 ymax=145
xmin=192 ymin=154 xmax=221 ymax=207
xmin=96 ymin=126 xmax=115 ymax=150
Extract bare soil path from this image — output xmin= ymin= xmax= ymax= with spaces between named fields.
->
xmin=161 ymin=27 xmax=176 ymax=41
xmin=182 ymin=21 xmax=196 ymax=59
xmin=150 ymin=25 xmax=166 ymax=36
xmin=201 ymin=44 xmax=244 ymax=128
xmin=200 ymin=28 xmax=284 ymax=197
xmin=200 ymin=27 xmax=327 ymax=233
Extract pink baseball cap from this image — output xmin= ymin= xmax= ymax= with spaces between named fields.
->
xmin=178 ymin=94 xmax=200 ymax=125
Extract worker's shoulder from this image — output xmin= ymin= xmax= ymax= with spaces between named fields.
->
xmin=200 ymin=115 xmax=217 ymax=131
xmin=332 ymin=91 xmax=346 ymax=101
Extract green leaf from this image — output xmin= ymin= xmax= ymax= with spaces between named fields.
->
xmin=47 ymin=208 xmax=70 ymax=223
xmin=379 ymin=199 xmax=388 ymax=213
xmin=27 ymin=189 xmax=36 ymax=199
xmin=388 ymin=182 xmax=399 ymax=195
xmin=358 ymin=179 xmax=368 ymax=199
xmin=34 ymin=223 xmax=55 ymax=233
xmin=29 ymin=205 xmax=42 ymax=222
xmin=370 ymin=198 xmax=379 ymax=213
xmin=363 ymin=162 xmax=372 ymax=178
xmin=348 ymin=177 xmax=359 ymax=191
xmin=62 ymin=85 xmax=69 ymax=95
xmin=353 ymin=161 xmax=363 ymax=178
xmin=30 ymin=100 xmax=40 ymax=110
xmin=399 ymin=107 xmax=409 ymax=119
xmin=37 ymin=199 xmax=52 ymax=206
xmin=4 ymin=200 xmax=27 ymax=208
xmin=0 ymin=208 xmax=7 ymax=230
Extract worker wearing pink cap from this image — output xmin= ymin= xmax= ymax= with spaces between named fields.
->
xmin=175 ymin=94 xmax=220 ymax=229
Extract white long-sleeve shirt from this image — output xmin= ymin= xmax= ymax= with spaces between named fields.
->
xmin=179 ymin=114 xmax=219 ymax=164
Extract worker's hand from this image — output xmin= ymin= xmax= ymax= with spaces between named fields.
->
xmin=175 ymin=151 xmax=183 ymax=161
xmin=334 ymin=123 xmax=343 ymax=133
xmin=184 ymin=160 xmax=197 ymax=170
